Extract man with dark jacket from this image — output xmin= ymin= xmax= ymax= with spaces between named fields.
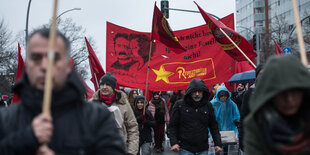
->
xmin=238 ymin=64 xmax=264 ymax=151
xmin=169 ymin=79 xmax=222 ymax=154
xmin=231 ymin=83 xmax=246 ymax=111
xmin=0 ymin=27 xmax=125 ymax=155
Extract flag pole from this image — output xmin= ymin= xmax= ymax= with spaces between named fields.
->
xmin=42 ymin=0 xmax=58 ymax=115
xmin=291 ymin=0 xmax=308 ymax=66
xmin=94 ymin=73 xmax=99 ymax=90
xmin=143 ymin=41 xmax=153 ymax=115
xmin=219 ymin=28 xmax=257 ymax=68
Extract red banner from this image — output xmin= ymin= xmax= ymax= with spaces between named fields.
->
xmin=106 ymin=15 xmax=236 ymax=91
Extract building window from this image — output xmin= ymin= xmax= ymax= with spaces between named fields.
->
xmin=278 ymin=0 xmax=280 ymax=6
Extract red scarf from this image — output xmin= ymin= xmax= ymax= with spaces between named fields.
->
xmin=100 ymin=92 xmax=115 ymax=105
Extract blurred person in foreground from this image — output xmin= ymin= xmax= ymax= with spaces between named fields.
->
xmin=244 ymin=55 xmax=310 ymax=154
xmin=0 ymin=27 xmax=125 ymax=154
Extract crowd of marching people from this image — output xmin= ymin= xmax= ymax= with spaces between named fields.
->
xmin=1 ymin=26 xmax=310 ymax=155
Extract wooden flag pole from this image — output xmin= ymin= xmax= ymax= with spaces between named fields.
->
xmin=94 ymin=73 xmax=100 ymax=91
xmin=291 ymin=0 xmax=308 ymax=66
xmin=219 ymin=28 xmax=257 ymax=68
xmin=42 ymin=0 xmax=58 ymax=115
xmin=143 ymin=41 xmax=153 ymax=115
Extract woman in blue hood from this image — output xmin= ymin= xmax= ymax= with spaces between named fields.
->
xmin=210 ymin=85 xmax=240 ymax=134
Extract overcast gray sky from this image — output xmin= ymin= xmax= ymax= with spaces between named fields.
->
xmin=0 ymin=0 xmax=235 ymax=88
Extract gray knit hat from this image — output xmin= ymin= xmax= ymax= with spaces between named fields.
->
xmin=99 ymin=72 xmax=117 ymax=90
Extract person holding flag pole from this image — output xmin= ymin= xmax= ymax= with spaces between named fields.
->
xmin=0 ymin=0 xmax=125 ymax=154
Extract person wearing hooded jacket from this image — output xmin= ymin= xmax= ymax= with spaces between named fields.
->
xmin=0 ymin=27 xmax=125 ymax=154
xmin=210 ymin=86 xmax=240 ymax=134
xmin=238 ymin=64 xmax=264 ymax=151
xmin=169 ymin=78 xmax=222 ymax=154
xmin=244 ymin=55 xmax=310 ymax=154
xmin=133 ymin=95 xmax=156 ymax=155
xmin=148 ymin=91 xmax=169 ymax=153
xmin=91 ymin=72 xmax=139 ymax=155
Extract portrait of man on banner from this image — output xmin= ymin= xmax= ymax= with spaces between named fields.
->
xmin=111 ymin=33 xmax=155 ymax=71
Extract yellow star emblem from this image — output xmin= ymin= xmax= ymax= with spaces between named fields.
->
xmin=152 ymin=66 xmax=174 ymax=83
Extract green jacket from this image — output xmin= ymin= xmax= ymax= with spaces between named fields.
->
xmin=244 ymin=55 xmax=310 ymax=154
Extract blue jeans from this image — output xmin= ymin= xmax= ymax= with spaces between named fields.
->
xmin=179 ymin=148 xmax=208 ymax=155
xmin=140 ymin=142 xmax=151 ymax=155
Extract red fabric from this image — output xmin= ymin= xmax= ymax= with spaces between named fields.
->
xmin=224 ymin=82 xmax=235 ymax=92
xmin=143 ymin=90 xmax=153 ymax=101
xmin=106 ymin=18 xmax=236 ymax=91
xmin=85 ymin=37 xmax=105 ymax=91
xmin=80 ymin=77 xmax=94 ymax=100
xmin=154 ymin=123 xmax=165 ymax=149
xmin=195 ymin=2 xmax=257 ymax=62
xmin=274 ymin=40 xmax=284 ymax=56
xmin=12 ymin=43 xmax=25 ymax=104
xmin=151 ymin=3 xmax=186 ymax=54
xmin=71 ymin=58 xmax=95 ymax=100
xmin=100 ymin=92 xmax=115 ymax=105
xmin=236 ymin=61 xmax=254 ymax=73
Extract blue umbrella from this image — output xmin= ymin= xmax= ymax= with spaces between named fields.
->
xmin=228 ymin=70 xmax=256 ymax=83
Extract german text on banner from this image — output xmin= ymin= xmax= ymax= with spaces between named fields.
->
xmin=106 ymin=15 xmax=236 ymax=91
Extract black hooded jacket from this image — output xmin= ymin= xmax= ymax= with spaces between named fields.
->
xmin=0 ymin=71 xmax=125 ymax=155
xmin=133 ymin=96 xmax=156 ymax=146
xmin=169 ymin=79 xmax=222 ymax=152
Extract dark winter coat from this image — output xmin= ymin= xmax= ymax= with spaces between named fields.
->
xmin=238 ymin=86 xmax=254 ymax=150
xmin=231 ymin=89 xmax=245 ymax=111
xmin=169 ymin=79 xmax=222 ymax=153
xmin=244 ymin=55 xmax=310 ymax=154
xmin=133 ymin=96 xmax=156 ymax=146
xmin=0 ymin=71 xmax=125 ymax=155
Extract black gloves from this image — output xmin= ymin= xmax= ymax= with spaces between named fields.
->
xmin=234 ymin=119 xmax=240 ymax=128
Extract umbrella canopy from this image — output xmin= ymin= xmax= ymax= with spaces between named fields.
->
xmin=228 ymin=70 xmax=256 ymax=83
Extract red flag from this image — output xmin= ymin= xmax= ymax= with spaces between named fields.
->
xmin=85 ymin=37 xmax=105 ymax=91
xmin=274 ymin=40 xmax=284 ymax=56
xmin=12 ymin=43 xmax=25 ymax=104
xmin=79 ymin=75 xmax=95 ymax=100
xmin=106 ymin=20 xmax=236 ymax=91
xmin=194 ymin=2 xmax=257 ymax=62
xmin=151 ymin=3 xmax=186 ymax=54
xmin=71 ymin=58 xmax=95 ymax=99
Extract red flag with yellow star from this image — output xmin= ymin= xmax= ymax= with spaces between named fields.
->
xmin=151 ymin=3 xmax=186 ymax=54
xmin=106 ymin=13 xmax=236 ymax=91
xmin=194 ymin=2 xmax=257 ymax=62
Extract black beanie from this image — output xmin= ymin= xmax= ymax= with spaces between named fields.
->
xmin=255 ymin=64 xmax=264 ymax=78
xmin=152 ymin=91 xmax=160 ymax=96
xmin=99 ymin=72 xmax=117 ymax=90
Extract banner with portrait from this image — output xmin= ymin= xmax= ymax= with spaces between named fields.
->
xmin=106 ymin=14 xmax=237 ymax=91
